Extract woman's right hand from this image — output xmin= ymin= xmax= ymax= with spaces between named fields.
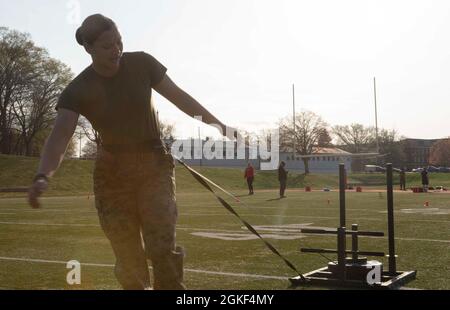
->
xmin=27 ymin=109 xmax=79 ymax=209
xmin=28 ymin=178 xmax=48 ymax=209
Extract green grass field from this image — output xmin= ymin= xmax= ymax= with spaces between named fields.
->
xmin=0 ymin=155 xmax=449 ymax=290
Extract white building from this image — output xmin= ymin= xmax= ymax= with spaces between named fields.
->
xmin=280 ymin=147 xmax=352 ymax=174
xmin=169 ymin=138 xmax=353 ymax=174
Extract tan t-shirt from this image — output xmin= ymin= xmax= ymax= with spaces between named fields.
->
xmin=56 ymin=52 xmax=167 ymax=145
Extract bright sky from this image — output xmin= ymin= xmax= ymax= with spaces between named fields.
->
xmin=2 ymin=0 xmax=449 ymax=140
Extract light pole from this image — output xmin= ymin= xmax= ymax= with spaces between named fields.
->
xmin=292 ymin=84 xmax=296 ymax=160
xmin=373 ymin=77 xmax=379 ymax=155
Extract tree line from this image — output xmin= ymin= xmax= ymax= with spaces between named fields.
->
xmin=278 ymin=111 xmax=450 ymax=173
xmin=0 ymin=27 xmax=174 ymax=159
xmin=0 ymin=27 xmax=76 ymax=157
xmin=2 ymin=28 xmax=448 ymax=170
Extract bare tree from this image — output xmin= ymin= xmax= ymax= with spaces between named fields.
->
xmin=429 ymin=138 xmax=450 ymax=166
xmin=1 ymin=27 xmax=72 ymax=156
xmin=81 ymin=140 xmax=98 ymax=159
xmin=12 ymin=58 xmax=72 ymax=155
xmin=158 ymin=119 xmax=175 ymax=147
xmin=256 ymin=128 xmax=272 ymax=144
xmin=332 ymin=123 xmax=375 ymax=153
xmin=65 ymin=137 xmax=77 ymax=158
xmin=0 ymin=28 xmax=41 ymax=154
xmin=78 ymin=116 xmax=101 ymax=145
xmin=376 ymin=129 xmax=406 ymax=166
xmin=76 ymin=116 xmax=101 ymax=159
xmin=317 ymin=128 xmax=333 ymax=147
xmin=279 ymin=111 xmax=327 ymax=174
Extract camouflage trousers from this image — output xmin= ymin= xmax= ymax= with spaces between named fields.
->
xmin=93 ymin=146 xmax=185 ymax=290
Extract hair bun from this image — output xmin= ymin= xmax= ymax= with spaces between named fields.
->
xmin=75 ymin=14 xmax=117 ymax=46
xmin=75 ymin=27 xmax=84 ymax=45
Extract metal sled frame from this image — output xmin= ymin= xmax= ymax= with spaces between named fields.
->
xmin=290 ymin=163 xmax=417 ymax=290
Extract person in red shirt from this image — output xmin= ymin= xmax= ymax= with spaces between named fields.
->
xmin=244 ymin=163 xmax=255 ymax=195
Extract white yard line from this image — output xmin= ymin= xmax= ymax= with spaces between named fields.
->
xmin=0 ymin=208 xmax=96 ymax=213
xmin=0 ymin=221 xmax=247 ymax=233
xmin=303 ymin=233 xmax=450 ymax=243
xmin=0 ymin=256 xmax=287 ymax=280
xmin=182 ymin=213 xmax=450 ymax=224
xmin=0 ymin=221 xmax=99 ymax=227
xmin=0 ymin=220 xmax=448 ymax=243
xmin=390 ymin=237 xmax=450 ymax=243
xmin=1 ymin=209 xmax=448 ymax=225
xmin=0 ymin=256 xmax=112 ymax=267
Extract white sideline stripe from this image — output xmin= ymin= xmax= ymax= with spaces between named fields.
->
xmin=304 ymin=234 xmax=450 ymax=243
xmin=1 ymin=209 xmax=448 ymax=224
xmin=0 ymin=221 xmax=297 ymax=235
xmin=0 ymin=256 xmax=112 ymax=267
xmin=390 ymin=237 xmax=450 ymax=243
xmin=0 ymin=221 xmax=255 ymax=234
xmin=0 ymin=221 xmax=99 ymax=227
xmin=182 ymin=213 xmax=450 ymax=223
xmin=0 ymin=221 xmax=305 ymax=234
xmin=0 ymin=256 xmax=287 ymax=280
xmin=0 ymin=221 xmax=448 ymax=243
xmin=183 ymin=268 xmax=287 ymax=280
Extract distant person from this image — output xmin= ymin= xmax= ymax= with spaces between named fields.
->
xmin=244 ymin=163 xmax=255 ymax=195
xmin=421 ymin=168 xmax=429 ymax=192
xmin=278 ymin=161 xmax=288 ymax=198
xmin=399 ymin=168 xmax=406 ymax=191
